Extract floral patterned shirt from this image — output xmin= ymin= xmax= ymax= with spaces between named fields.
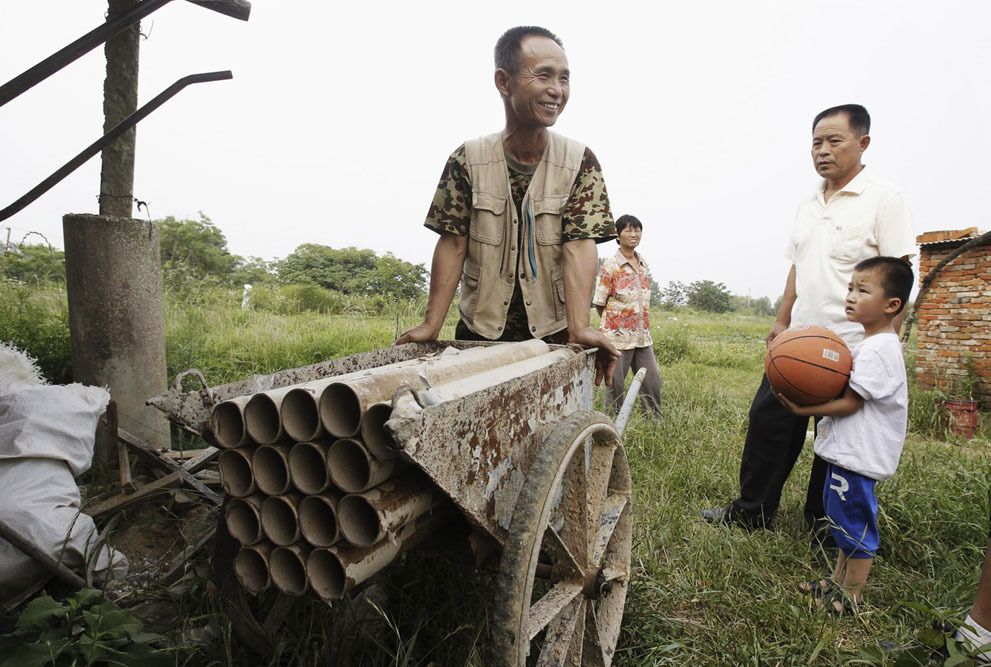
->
xmin=593 ymin=250 xmax=653 ymax=350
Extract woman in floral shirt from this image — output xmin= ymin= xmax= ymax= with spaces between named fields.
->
xmin=592 ymin=215 xmax=662 ymax=416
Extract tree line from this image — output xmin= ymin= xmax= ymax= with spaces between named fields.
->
xmin=2 ymin=215 xmax=779 ymax=314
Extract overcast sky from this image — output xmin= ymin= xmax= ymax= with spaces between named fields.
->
xmin=2 ymin=1 xmax=989 ymax=300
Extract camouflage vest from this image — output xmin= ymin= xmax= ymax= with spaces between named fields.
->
xmin=460 ymin=131 xmax=585 ymax=339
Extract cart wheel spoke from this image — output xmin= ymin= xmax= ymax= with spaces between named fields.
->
xmin=585 ymin=442 xmax=617 ymax=559
xmin=557 ymin=447 xmax=589 ymax=568
xmin=593 ymin=493 xmax=629 ymax=564
xmin=543 ymin=525 xmax=583 ymax=581
xmin=536 ymin=596 xmax=585 ymax=667
xmin=582 ymin=606 xmax=609 ymax=667
xmin=527 ymin=581 xmax=583 ymax=640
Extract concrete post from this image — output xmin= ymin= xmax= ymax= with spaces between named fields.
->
xmin=63 ymin=213 xmax=169 ymax=450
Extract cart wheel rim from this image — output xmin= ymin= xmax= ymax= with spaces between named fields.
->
xmin=492 ymin=411 xmax=632 ymax=667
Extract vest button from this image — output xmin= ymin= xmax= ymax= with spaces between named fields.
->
xmin=497 ymin=326 xmax=503 ymax=331
xmin=531 ymin=326 xmax=536 ymax=332
xmin=526 ymin=301 xmax=532 ymax=306
xmin=509 ymin=273 xmax=514 ymax=278
xmin=504 ymin=301 xmax=509 ymax=305
xmin=511 ymin=246 xmax=516 ymax=251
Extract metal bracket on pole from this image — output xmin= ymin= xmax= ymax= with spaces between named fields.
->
xmin=0 ymin=0 xmax=249 ymax=108
xmin=0 ymin=70 xmax=232 ymax=223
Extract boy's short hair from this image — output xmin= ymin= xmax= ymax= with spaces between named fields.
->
xmin=615 ymin=214 xmax=642 ymax=236
xmin=854 ymin=256 xmax=913 ymax=314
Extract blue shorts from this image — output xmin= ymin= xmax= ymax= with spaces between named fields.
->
xmin=823 ymin=463 xmax=879 ymax=558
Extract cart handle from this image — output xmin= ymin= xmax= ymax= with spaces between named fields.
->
xmin=613 ymin=367 xmax=647 ymax=437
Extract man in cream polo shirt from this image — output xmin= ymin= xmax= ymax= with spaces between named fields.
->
xmin=702 ymin=104 xmax=916 ymax=538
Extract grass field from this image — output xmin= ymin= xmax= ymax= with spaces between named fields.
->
xmin=2 ymin=284 xmax=990 ymax=665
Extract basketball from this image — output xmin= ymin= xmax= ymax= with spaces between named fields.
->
xmin=765 ymin=325 xmax=852 ymax=405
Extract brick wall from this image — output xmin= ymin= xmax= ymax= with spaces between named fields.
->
xmin=914 ymin=242 xmax=991 ymax=408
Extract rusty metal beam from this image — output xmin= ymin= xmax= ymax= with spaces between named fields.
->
xmin=1 ymin=71 xmax=232 ymax=223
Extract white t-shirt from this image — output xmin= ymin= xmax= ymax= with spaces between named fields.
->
xmin=785 ymin=167 xmax=916 ymax=346
xmin=813 ymin=333 xmax=908 ymax=481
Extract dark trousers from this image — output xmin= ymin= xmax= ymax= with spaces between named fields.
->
xmin=731 ymin=373 xmax=827 ymax=527
xmin=604 ymin=347 xmax=662 ymax=417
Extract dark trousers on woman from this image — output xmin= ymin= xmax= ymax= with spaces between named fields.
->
xmin=729 ymin=374 xmax=828 ymax=530
xmin=604 ymin=346 xmax=663 ymax=417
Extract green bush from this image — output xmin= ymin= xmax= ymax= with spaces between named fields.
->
xmin=0 ymin=281 xmax=71 ymax=384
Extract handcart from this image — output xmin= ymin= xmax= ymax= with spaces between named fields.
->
xmin=151 ymin=340 xmax=636 ymax=666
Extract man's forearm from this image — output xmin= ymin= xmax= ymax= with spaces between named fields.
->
xmin=562 ymin=239 xmax=598 ymax=337
xmin=423 ymin=233 xmax=468 ymax=332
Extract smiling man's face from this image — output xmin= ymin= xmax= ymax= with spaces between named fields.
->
xmin=501 ymin=35 xmax=570 ymax=129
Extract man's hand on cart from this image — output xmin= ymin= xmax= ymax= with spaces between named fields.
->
xmin=394 ymin=321 xmax=440 ymax=346
xmin=569 ymin=327 xmax=620 ymax=386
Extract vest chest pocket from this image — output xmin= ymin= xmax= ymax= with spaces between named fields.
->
xmin=532 ymin=195 xmax=567 ymax=245
xmin=470 ymin=192 xmax=507 ymax=245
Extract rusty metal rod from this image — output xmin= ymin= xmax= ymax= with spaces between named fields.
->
xmin=218 ymin=445 xmax=257 ymax=497
xmin=337 ymin=474 xmax=438 ymax=548
xmin=252 ymin=443 xmax=293 ymax=496
xmin=288 ymin=439 xmax=334 ymax=495
xmin=225 ymin=494 xmax=265 ymax=545
xmin=327 ymin=438 xmax=401 ymax=494
xmin=298 ymin=491 xmax=342 ymax=548
xmin=270 ymin=544 xmax=310 ymax=595
xmin=261 ymin=493 xmax=303 ymax=547
xmin=233 ymin=541 xmax=272 ymax=593
xmin=1 ymin=71 xmax=233 ymax=223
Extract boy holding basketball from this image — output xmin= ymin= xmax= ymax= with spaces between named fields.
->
xmin=777 ymin=256 xmax=913 ymax=614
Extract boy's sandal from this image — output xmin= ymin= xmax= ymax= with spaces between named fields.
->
xmin=799 ymin=578 xmax=836 ymax=599
xmin=823 ymin=589 xmax=864 ymax=616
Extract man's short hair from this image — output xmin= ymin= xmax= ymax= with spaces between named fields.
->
xmin=855 ymin=256 xmax=913 ymax=314
xmin=813 ymin=104 xmax=871 ymax=137
xmin=615 ymin=214 xmax=642 ymax=236
xmin=495 ymin=26 xmax=564 ymax=75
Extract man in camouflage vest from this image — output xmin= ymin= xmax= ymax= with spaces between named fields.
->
xmin=396 ymin=25 xmax=620 ymax=385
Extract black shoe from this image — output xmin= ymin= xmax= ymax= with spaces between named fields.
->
xmin=700 ymin=505 xmax=771 ymax=530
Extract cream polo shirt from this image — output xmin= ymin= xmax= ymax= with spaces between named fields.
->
xmin=786 ymin=166 xmax=916 ymax=346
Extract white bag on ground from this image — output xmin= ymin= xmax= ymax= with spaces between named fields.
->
xmin=0 ymin=370 xmax=128 ymax=600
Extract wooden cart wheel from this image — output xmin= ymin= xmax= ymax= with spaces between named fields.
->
xmin=491 ymin=411 xmax=633 ymax=666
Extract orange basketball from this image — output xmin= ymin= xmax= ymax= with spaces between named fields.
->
xmin=765 ymin=325 xmax=852 ymax=405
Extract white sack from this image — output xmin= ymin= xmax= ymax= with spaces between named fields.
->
xmin=0 ymin=381 xmax=127 ymax=600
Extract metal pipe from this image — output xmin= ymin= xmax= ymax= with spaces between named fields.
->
xmin=614 ymin=367 xmax=648 ymax=437
xmin=252 ymin=443 xmax=293 ymax=496
xmin=320 ymin=340 xmax=549 ymax=438
xmin=306 ymin=507 xmax=450 ymax=601
xmin=389 ymin=350 xmax=575 ymax=425
xmin=211 ymin=395 xmax=252 ymax=449
xmin=360 ymin=403 xmax=397 ymax=460
xmin=233 ymin=541 xmax=272 ymax=593
xmin=281 ymin=385 xmax=326 ymax=443
xmin=225 ymin=493 xmax=265 ymax=545
xmin=327 ymin=438 xmax=400 ymax=493
xmin=260 ymin=493 xmax=304 ymax=546
xmin=270 ymin=544 xmax=311 ymax=595
xmin=218 ymin=445 xmax=257 ymax=497
xmin=278 ymin=358 xmax=427 ymax=442
xmin=288 ymin=439 xmax=334 ymax=495
xmin=244 ymin=385 xmax=295 ymax=445
xmin=337 ymin=474 xmax=439 ymax=547
xmin=298 ymin=490 xmax=343 ymax=547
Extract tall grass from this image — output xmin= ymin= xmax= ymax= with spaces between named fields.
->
xmin=3 ymin=285 xmax=990 ymax=664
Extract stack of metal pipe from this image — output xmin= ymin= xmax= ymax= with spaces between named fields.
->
xmin=214 ymin=339 xmax=572 ymax=600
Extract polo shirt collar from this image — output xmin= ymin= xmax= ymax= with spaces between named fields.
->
xmin=818 ymin=164 xmax=871 ymax=198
